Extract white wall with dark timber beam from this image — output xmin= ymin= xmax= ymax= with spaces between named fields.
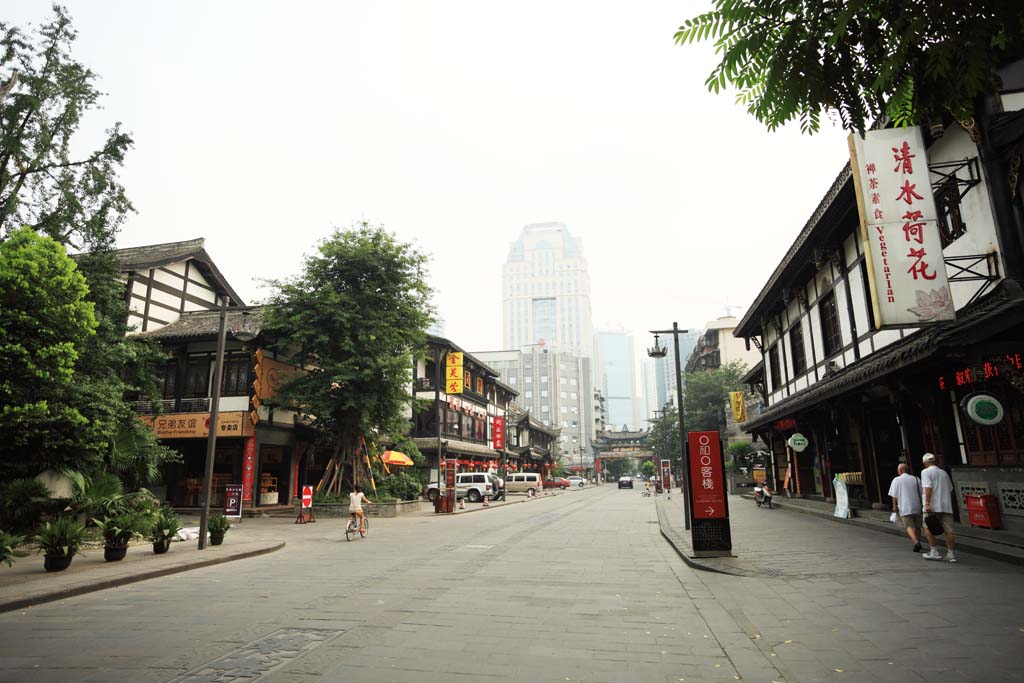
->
xmin=126 ymin=258 xmax=220 ymax=333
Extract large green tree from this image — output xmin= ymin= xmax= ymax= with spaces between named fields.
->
xmin=0 ymin=227 xmax=96 ymax=476
xmin=647 ymin=404 xmax=683 ymax=472
xmin=262 ymin=223 xmax=434 ymax=480
xmin=0 ymin=7 xmax=174 ymax=485
xmin=1 ymin=5 xmax=133 ymax=248
xmin=683 ymin=360 xmax=748 ymax=433
xmin=675 ymin=1 xmax=1024 ymax=133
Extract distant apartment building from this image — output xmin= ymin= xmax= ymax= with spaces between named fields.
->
xmin=474 ymin=347 xmax=594 ymax=466
xmin=685 ymin=316 xmax=760 ymax=373
xmin=502 ymin=222 xmax=594 ymax=359
xmin=593 ymin=329 xmax=639 ymax=430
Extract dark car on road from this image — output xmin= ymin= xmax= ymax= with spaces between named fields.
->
xmin=618 ymin=476 xmax=633 ymax=489
xmin=543 ymin=477 xmax=571 ymax=489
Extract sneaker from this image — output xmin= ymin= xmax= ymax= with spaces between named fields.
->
xmin=946 ymin=551 xmax=957 ymax=563
xmin=912 ymin=542 xmax=922 ymax=553
xmin=922 ymin=549 xmax=942 ymax=561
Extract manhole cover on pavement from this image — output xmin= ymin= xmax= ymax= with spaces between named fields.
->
xmin=167 ymin=628 xmax=344 ymax=683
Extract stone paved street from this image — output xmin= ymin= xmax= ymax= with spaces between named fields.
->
xmin=0 ymin=486 xmax=1022 ymax=683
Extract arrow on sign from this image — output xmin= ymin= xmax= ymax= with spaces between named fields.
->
xmin=705 ymin=506 xmax=715 ymax=515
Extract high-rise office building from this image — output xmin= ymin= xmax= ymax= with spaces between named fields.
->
xmin=593 ymin=329 xmax=639 ymax=431
xmin=502 ymin=223 xmax=594 ymax=359
xmin=653 ymin=329 xmax=701 ymax=411
xmin=474 ymin=347 xmax=594 ymax=466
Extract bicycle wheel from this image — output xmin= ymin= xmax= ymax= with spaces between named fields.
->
xmin=345 ymin=520 xmax=355 ymax=542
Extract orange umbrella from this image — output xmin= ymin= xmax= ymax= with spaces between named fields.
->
xmin=382 ymin=450 xmax=414 ymax=467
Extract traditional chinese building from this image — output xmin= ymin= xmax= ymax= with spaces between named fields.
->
xmin=733 ymin=95 xmax=1024 ymax=530
xmin=411 ymin=336 xmax=520 ymax=477
xmin=591 ymin=428 xmax=652 ymax=482
xmin=506 ymin=406 xmax=560 ymax=475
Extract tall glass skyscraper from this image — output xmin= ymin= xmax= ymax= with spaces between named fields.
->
xmin=502 ymin=223 xmax=594 ymax=359
xmin=594 ymin=329 xmax=639 ymax=431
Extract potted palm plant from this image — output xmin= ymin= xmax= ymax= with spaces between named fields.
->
xmin=93 ymin=513 xmax=145 ymax=562
xmin=34 ymin=516 xmax=87 ymax=572
xmin=150 ymin=507 xmax=180 ymax=554
xmin=1 ymin=530 xmax=29 ymax=567
xmin=207 ymin=514 xmax=230 ymax=546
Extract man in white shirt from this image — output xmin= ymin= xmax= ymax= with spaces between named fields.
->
xmin=920 ymin=453 xmax=957 ymax=563
xmin=887 ymin=463 xmax=923 ymax=552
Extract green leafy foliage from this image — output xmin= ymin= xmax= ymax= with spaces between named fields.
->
xmin=726 ymin=441 xmax=756 ymax=470
xmin=372 ymin=471 xmax=423 ymax=501
xmin=648 ymin=405 xmax=683 ymax=472
xmin=0 ymin=227 xmax=97 ymax=476
xmin=674 ymin=1 xmax=1024 ymax=133
xmin=150 ymin=507 xmax=181 ymax=543
xmin=207 ymin=514 xmax=231 ymax=535
xmin=683 ymin=361 xmax=748 ymax=433
xmin=34 ymin=516 xmax=86 ymax=558
xmin=0 ymin=477 xmax=52 ymax=534
xmin=641 ymin=461 xmax=656 ymax=478
xmin=92 ymin=512 xmax=147 ymax=547
xmin=262 ymin=222 xmax=434 ymax=456
xmin=0 ymin=530 xmax=29 ymax=567
xmin=0 ymin=6 xmax=133 ymax=248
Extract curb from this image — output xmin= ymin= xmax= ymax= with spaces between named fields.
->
xmin=0 ymin=541 xmax=285 ymax=614
xmin=747 ymin=495 xmax=1024 ymax=568
xmin=654 ymin=499 xmax=758 ymax=577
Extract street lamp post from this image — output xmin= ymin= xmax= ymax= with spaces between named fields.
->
xmin=198 ymin=298 xmax=255 ymax=550
xmin=648 ymin=322 xmax=691 ymax=531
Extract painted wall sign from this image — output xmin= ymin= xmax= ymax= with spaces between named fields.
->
xmin=849 ymin=127 xmax=955 ymax=328
xmin=688 ymin=431 xmax=726 ymax=519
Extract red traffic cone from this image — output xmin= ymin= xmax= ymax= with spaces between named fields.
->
xmin=458 ymin=498 xmax=465 ymax=510
xmin=483 ymin=496 xmax=490 ymax=507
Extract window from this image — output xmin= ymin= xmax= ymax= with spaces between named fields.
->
xmin=184 ymin=358 xmax=211 ymax=397
xmin=476 ymin=377 xmax=484 ymax=394
xmin=789 ymin=323 xmax=807 ymax=376
xmin=935 ymin=175 xmax=967 ymax=247
xmin=819 ymin=289 xmax=842 ymax=357
xmin=768 ymin=345 xmax=781 ymax=388
xmin=221 ymin=354 xmax=250 ymax=396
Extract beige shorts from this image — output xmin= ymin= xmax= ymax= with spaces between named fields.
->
xmin=929 ymin=512 xmax=955 ymax=535
xmin=900 ymin=513 xmax=922 ymax=530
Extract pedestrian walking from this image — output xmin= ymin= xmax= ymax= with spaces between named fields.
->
xmin=920 ymin=453 xmax=957 ymax=563
xmin=887 ymin=463 xmax=923 ymax=552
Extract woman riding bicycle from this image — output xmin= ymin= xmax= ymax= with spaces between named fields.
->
xmin=349 ymin=485 xmax=371 ymax=533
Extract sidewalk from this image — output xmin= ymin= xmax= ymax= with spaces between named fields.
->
xmin=656 ymin=492 xmax=1024 ymax=577
xmin=0 ymin=516 xmax=285 ymax=614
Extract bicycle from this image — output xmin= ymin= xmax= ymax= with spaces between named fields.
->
xmin=345 ymin=509 xmax=369 ymax=541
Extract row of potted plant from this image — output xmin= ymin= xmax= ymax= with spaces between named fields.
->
xmin=1 ymin=509 xmax=232 ymax=573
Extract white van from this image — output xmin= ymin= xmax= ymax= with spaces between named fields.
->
xmin=504 ymin=472 xmax=542 ymax=496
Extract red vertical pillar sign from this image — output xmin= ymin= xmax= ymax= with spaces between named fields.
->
xmin=242 ymin=437 xmax=257 ymax=502
xmin=687 ymin=431 xmax=726 ymax=519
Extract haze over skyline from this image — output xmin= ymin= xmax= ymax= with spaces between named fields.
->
xmin=8 ymin=1 xmax=850 ymax=350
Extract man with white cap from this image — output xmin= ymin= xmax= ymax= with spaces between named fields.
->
xmin=920 ymin=453 xmax=957 ymax=562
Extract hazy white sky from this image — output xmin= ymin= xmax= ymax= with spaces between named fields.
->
xmin=11 ymin=1 xmax=849 ymax=352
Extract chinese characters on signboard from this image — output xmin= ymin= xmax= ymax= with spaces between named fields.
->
xmin=687 ymin=431 xmax=725 ymax=519
xmin=936 ymin=352 xmax=1023 ymax=390
xmin=849 ymin=127 xmax=955 ymax=328
xmin=445 ymin=352 xmax=464 ymax=394
xmin=492 ymin=416 xmax=505 ymax=450
xmin=141 ymin=411 xmax=246 ymax=439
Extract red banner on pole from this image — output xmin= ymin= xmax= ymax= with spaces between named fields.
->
xmin=688 ymin=431 xmax=725 ymax=519
xmin=242 ymin=437 xmax=256 ymax=502
xmin=660 ymin=460 xmax=671 ymax=492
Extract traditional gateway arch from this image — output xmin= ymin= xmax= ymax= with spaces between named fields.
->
xmin=591 ymin=428 xmax=655 ymax=479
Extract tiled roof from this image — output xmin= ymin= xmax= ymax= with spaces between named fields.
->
xmin=111 ymin=238 xmax=245 ymax=306
xmin=742 ymin=283 xmax=1024 ymax=430
xmin=135 ymin=306 xmax=262 ymax=341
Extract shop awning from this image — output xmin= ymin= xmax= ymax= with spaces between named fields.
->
xmin=412 ymin=437 xmax=498 ymax=458
xmin=742 ymin=284 xmax=1024 ymax=431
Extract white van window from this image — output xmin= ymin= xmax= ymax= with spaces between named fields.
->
xmin=472 ymin=474 xmax=485 ymax=484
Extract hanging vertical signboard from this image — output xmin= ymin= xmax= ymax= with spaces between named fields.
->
xmin=849 ymin=127 xmax=955 ymax=329
xmin=445 ymin=352 xmax=464 ymax=394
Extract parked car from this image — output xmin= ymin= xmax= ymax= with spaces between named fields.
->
xmin=505 ymin=472 xmax=543 ymax=495
xmin=543 ymin=477 xmax=571 ymax=489
xmin=567 ymin=476 xmax=585 ymax=487
xmin=618 ymin=476 xmax=633 ymax=489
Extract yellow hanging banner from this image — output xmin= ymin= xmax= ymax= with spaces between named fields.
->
xmin=446 ymin=352 xmax=463 ymax=394
xmin=729 ymin=391 xmax=747 ymax=423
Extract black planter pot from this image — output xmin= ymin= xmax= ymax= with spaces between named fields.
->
xmin=104 ymin=545 xmax=128 ymax=562
xmin=152 ymin=539 xmax=171 ymax=554
xmin=44 ymin=554 xmax=73 ymax=572
xmin=209 ymin=533 xmax=224 ymax=546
